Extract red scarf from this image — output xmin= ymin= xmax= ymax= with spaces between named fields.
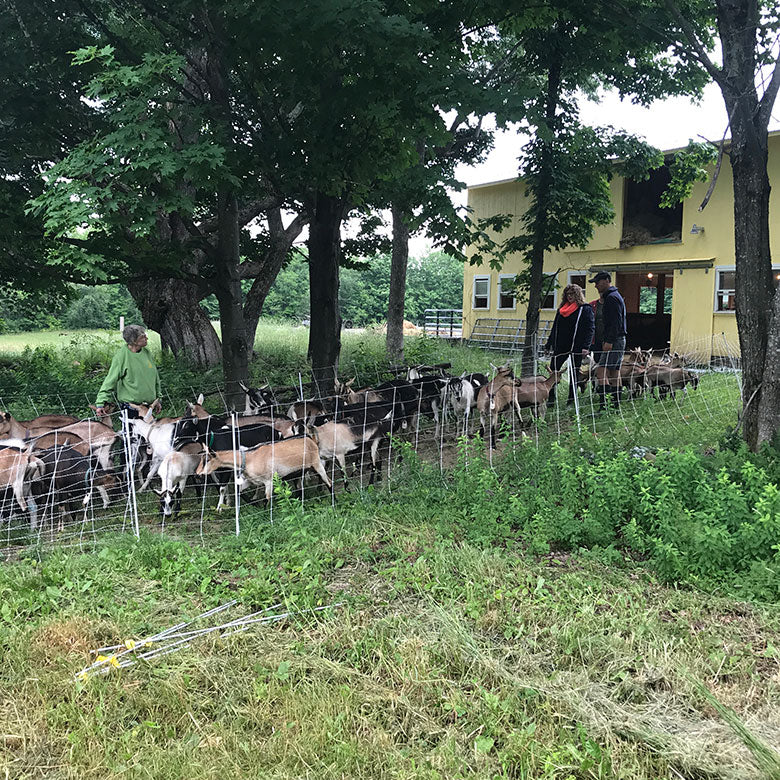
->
xmin=559 ymin=301 xmax=578 ymax=317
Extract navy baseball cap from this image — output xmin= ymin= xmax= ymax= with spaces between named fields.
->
xmin=588 ymin=271 xmax=611 ymax=284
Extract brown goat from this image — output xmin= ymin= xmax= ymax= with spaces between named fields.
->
xmin=196 ymin=436 xmax=332 ymax=504
xmin=0 ymin=414 xmax=117 ymax=471
xmin=0 ymin=444 xmax=45 ymax=529
xmin=644 ymin=365 xmax=699 ymax=399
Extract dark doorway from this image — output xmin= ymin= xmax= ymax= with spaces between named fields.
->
xmin=615 ymin=270 xmax=673 ymax=350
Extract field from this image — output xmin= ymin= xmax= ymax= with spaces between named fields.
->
xmin=1 ymin=325 xmax=779 ymax=779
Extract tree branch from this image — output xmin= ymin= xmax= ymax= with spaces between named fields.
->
xmin=660 ymin=0 xmax=724 ymax=86
xmin=758 ymin=60 xmax=780 ymax=128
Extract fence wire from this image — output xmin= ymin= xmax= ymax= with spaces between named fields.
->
xmin=0 ymin=335 xmax=742 ymax=558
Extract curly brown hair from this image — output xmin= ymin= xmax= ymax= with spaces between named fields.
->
xmin=561 ymin=284 xmax=586 ymax=305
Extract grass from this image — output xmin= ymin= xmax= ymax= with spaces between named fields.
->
xmin=1 ymin=487 xmax=779 ymax=780
xmin=1 ymin=323 xmax=775 ymax=779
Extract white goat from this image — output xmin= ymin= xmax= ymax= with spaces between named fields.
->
xmin=153 ymin=445 xmax=203 ymax=517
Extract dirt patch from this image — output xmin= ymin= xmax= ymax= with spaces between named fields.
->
xmin=29 ymin=616 xmax=110 ymax=664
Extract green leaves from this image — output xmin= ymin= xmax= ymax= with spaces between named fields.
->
xmin=660 ymin=141 xmax=718 ymax=208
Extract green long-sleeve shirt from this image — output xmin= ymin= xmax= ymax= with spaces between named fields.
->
xmin=95 ymin=345 xmax=161 ymax=406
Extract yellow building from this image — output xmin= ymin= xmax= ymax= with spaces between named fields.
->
xmin=462 ymin=131 xmax=780 ymax=361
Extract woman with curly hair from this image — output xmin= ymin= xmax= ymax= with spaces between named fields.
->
xmin=544 ymin=284 xmax=594 ymax=407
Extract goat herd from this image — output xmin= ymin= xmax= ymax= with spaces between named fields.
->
xmin=0 ymin=349 xmax=700 ymax=537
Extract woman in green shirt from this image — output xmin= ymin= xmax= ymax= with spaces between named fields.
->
xmin=94 ymin=325 xmax=162 ymax=420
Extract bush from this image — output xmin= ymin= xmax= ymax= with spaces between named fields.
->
xmin=62 ymin=286 xmax=142 ymax=330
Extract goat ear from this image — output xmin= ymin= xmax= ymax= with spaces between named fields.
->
xmin=258 ymin=383 xmax=269 ymax=390
xmin=238 ymin=381 xmax=249 ymax=393
xmin=3 ymin=412 xmax=10 ymax=421
xmin=143 ymin=404 xmax=156 ymax=423
xmin=152 ymin=488 xmax=164 ymax=496
xmin=346 ymin=378 xmax=355 ymax=387
xmin=196 ymin=393 xmax=204 ymax=405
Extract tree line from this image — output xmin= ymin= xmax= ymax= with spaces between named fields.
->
xmin=1 ymin=0 xmax=778 ymax=448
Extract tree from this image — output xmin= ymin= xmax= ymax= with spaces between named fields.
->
xmin=26 ymin=7 xmax=309 ymax=401
xmin=486 ymin=2 xmax=708 ymax=373
xmin=655 ymin=0 xmax=780 ymax=448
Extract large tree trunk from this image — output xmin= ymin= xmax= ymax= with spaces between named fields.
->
xmin=729 ymin=137 xmax=774 ymax=448
xmin=307 ymin=192 xmax=345 ymax=396
xmin=715 ymin=0 xmax=779 ymax=449
xmin=214 ymin=191 xmax=250 ymax=408
xmin=757 ymin=286 xmax=780 ymax=447
xmin=386 ymin=204 xmax=410 ymax=362
xmin=127 ymin=278 xmax=222 ymax=368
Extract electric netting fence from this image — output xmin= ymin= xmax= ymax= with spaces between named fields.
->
xmin=0 ymin=334 xmax=743 ymax=558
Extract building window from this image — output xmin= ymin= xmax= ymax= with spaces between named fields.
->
xmin=621 ymin=162 xmax=683 ymax=247
xmin=715 ymin=268 xmax=736 ymax=311
xmin=473 ymin=275 xmax=490 ymax=309
xmin=541 ymin=273 xmax=558 ymax=309
xmin=497 ymin=275 xmax=516 ymax=310
xmin=567 ymin=271 xmax=588 ymax=291
xmin=716 ymin=266 xmax=780 ymax=311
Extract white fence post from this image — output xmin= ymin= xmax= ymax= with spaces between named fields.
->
xmin=121 ymin=408 xmax=140 ymax=539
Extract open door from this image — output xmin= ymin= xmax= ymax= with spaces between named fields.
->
xmin=615 ymin=270 xmax=673 ymax=350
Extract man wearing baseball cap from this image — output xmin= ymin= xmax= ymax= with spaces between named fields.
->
xmin=589 ymin=271 xmax=626 ymax=409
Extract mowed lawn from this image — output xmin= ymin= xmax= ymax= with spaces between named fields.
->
xmin=2 ymin=498 xmax=780 ymax=780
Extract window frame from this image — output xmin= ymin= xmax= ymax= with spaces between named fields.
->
xmin=540 ymin=272 xmax=558 ymax=311
xmin=472 ymin=274 xmax=490 ymax=310
xmin=566 ymin=270 xmax=589 ymax=295
xmin=497 ymin=274 xmax=517 ymax=311
xmin=714 ymin=265 xmax=780 ymax=312
xmin=714 ymin=266 xmax=736 ymax=313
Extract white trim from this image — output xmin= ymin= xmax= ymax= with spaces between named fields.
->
xmin=497 ymin=274 xmax=517 ymax=310
xmin=541 ymin=272 xmax=558 ymax=310
xmin=714 ymin=264 xmax=780 ymax=312
xmin=472 ymin=274 xmax=490 ymax=310
xmin=714 ymin=265 xmax=736 ymax=313
xmin=566 ymin=270 xmax=589 ymax=287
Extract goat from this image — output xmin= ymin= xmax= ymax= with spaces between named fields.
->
xmin=308 ymin=419 xmax=386 ymax=487
xmin=171 ymin=415 xmax=284 ymax=451
xmin=287 ymin=399 xmax=327 ymax=426
xmin=185 ymin=398 xmax=303 ymax=439
xmin=511 ymin=372 xmax=562 ymax=420
xmin=476 ymin=366 xmax=517 ymax=447
xmin=0 ymin=413 xmax=117 ymax=472
xmin=334 ymin=378 xmax=383 ymax=406
xmin=238 ymin=381 xmax=276 ymax=414
xmin=31 ymin=445 xmax=116 ymax=528
xmin=196 ymin=436 xmax=332 ymax=506
xmin=644 ymin=365 xmax=699 ymax=399
xmin=616 ymin=363 xmax=648 ymax=398
xmin=123 ymin=405 xmax=183 ymax=491
xmin=0 ymin=444 xmax=45 ymax=530
xmin=153 ymin=443 xmax=203 ymax=518
xmin=440 ymin=373 xmax=488 ymax=435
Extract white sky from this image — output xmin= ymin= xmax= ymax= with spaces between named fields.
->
xmin=408 ymin=83 xmax=780 ymax=256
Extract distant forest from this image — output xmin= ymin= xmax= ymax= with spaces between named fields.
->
xmin=0 ymin=251 xmax=463 ymax=332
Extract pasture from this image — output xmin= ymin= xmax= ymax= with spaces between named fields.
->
xmin=1 ymin=325 xmax=779 ymax=779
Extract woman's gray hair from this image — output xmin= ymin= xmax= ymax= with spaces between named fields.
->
xmin=122 ymin=324 xmax=147 ymax=345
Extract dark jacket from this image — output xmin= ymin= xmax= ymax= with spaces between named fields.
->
xmin=546 ymin=303 xmax=595 ymax=355
xmin=601 ymin=286 xmax=627 ymax=343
